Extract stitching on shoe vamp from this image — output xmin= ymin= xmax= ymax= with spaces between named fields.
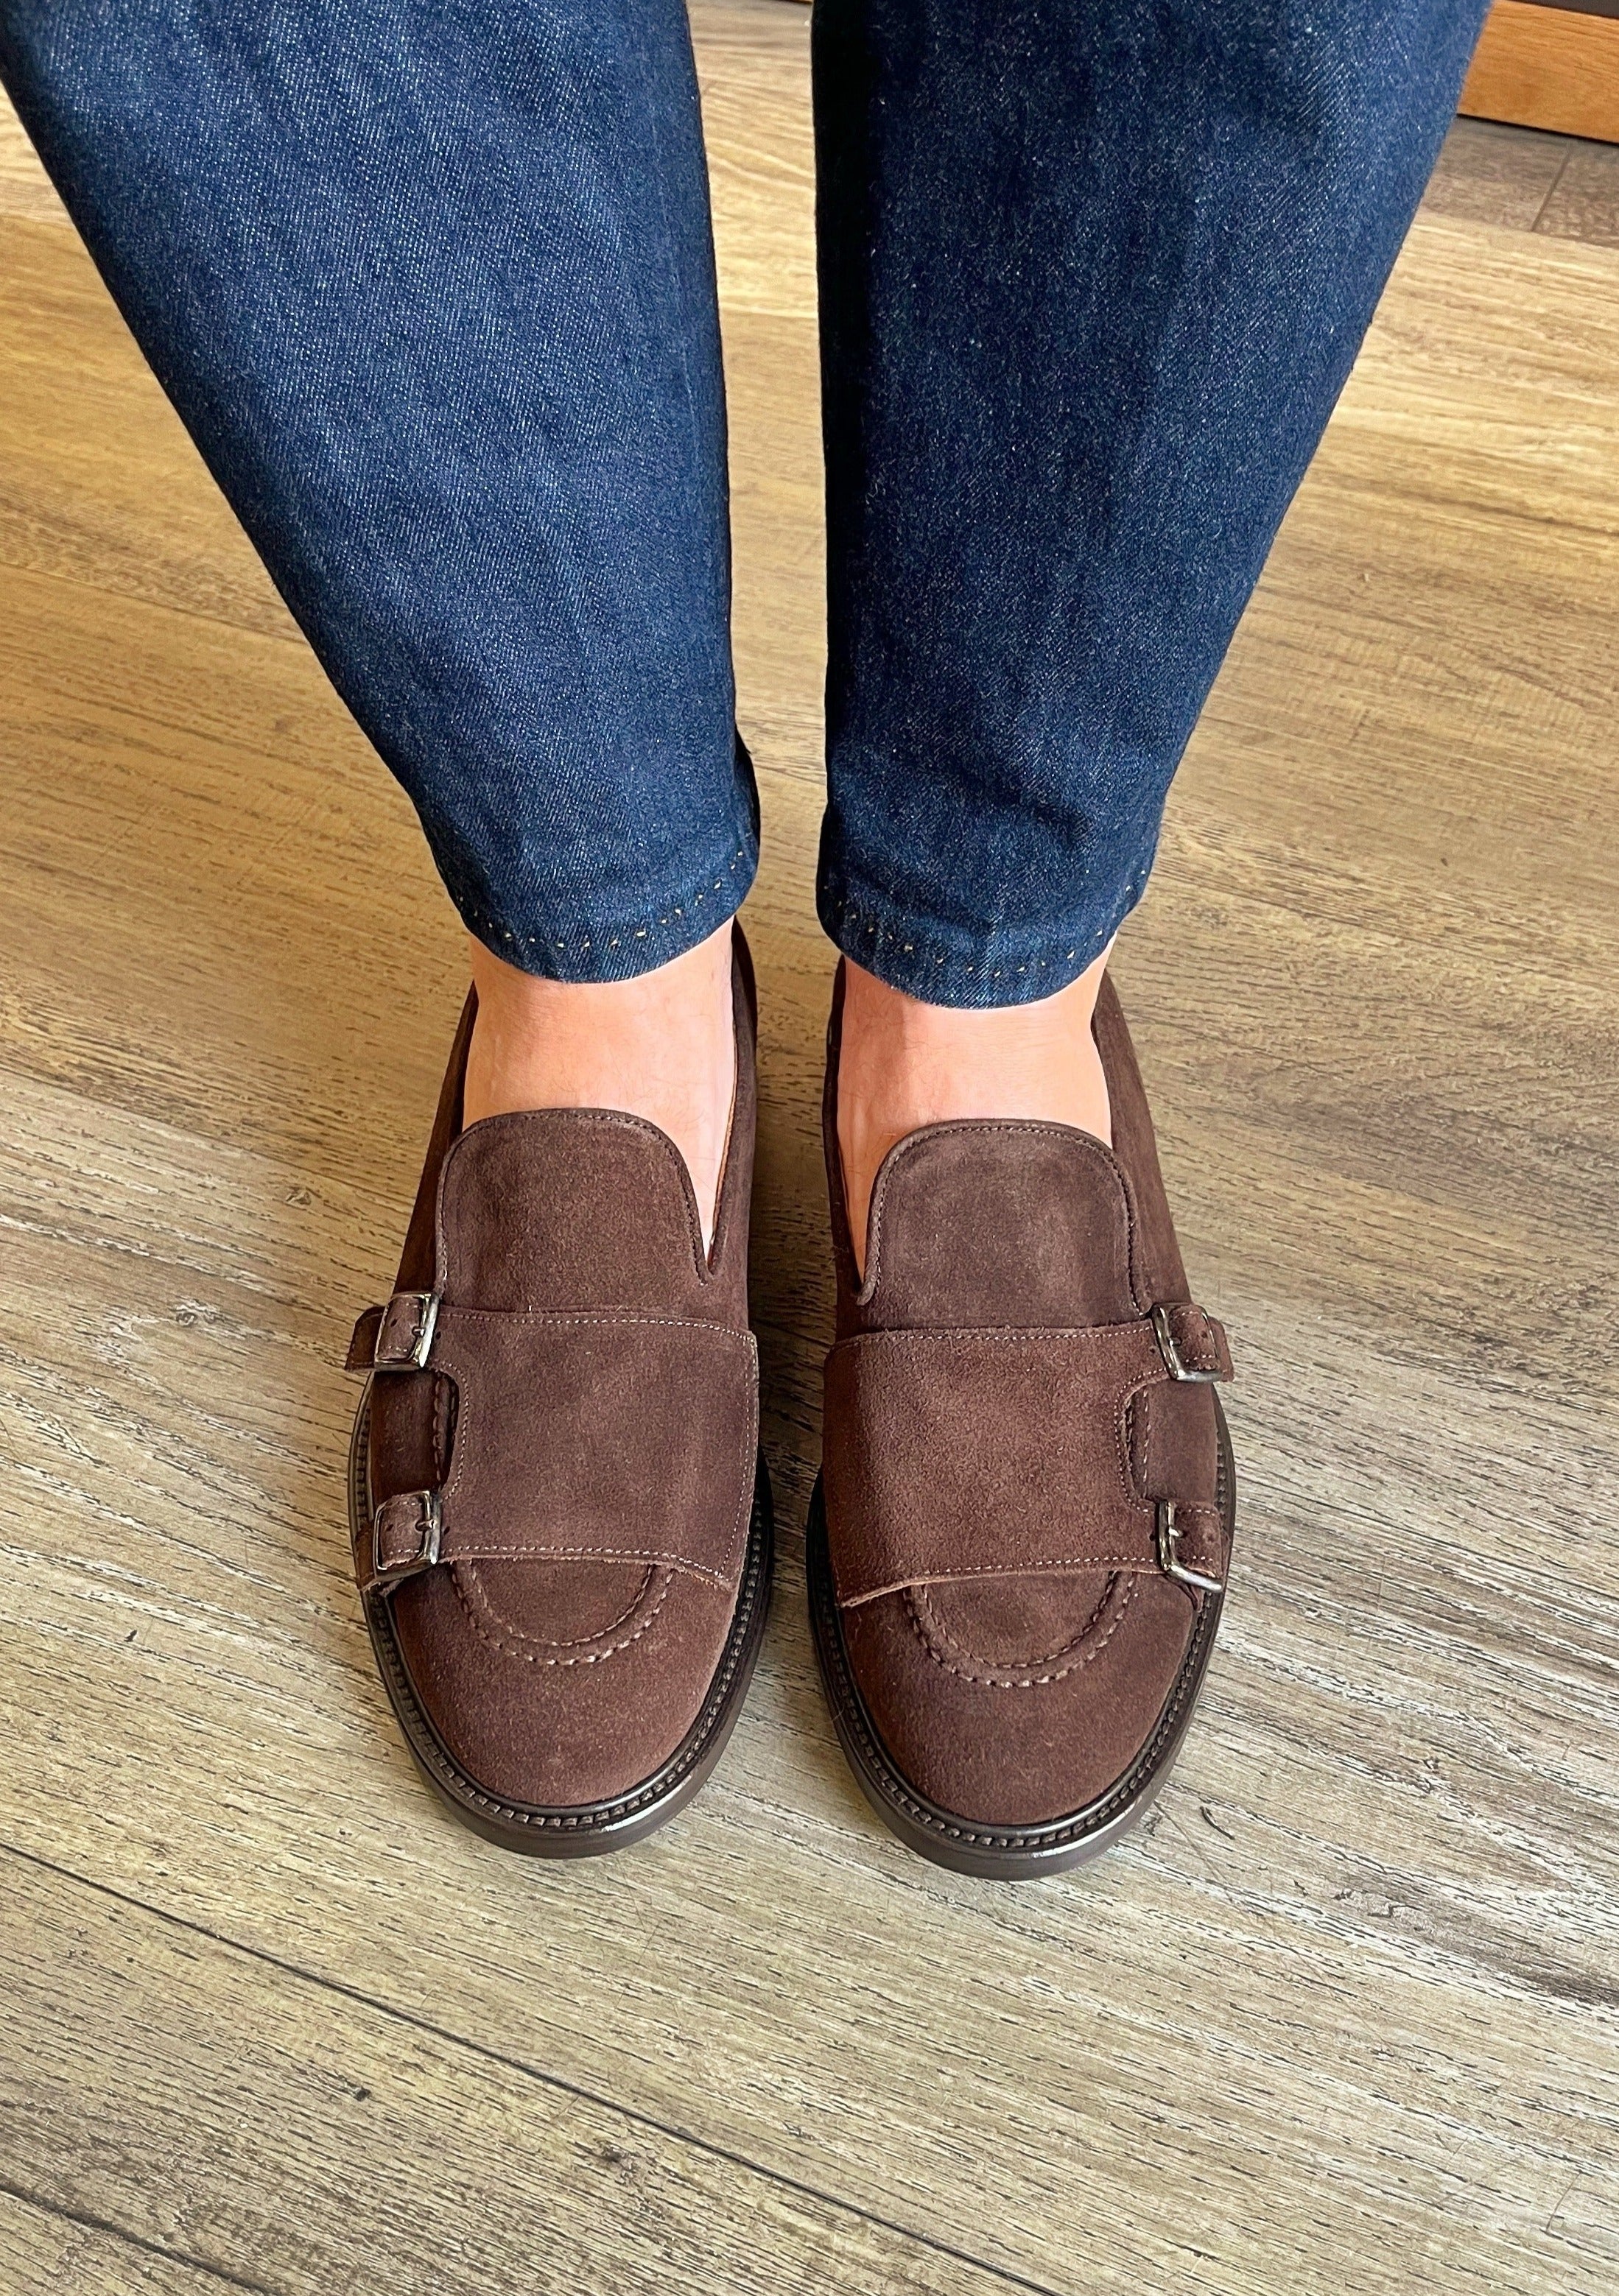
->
xmin=450 ymin=1563 xmax=675 ymax=1666
xmin=902 ymin=1573 xmax=1137 ymax=1687
xmin=815 ymin=1400 xmax=1231 ymax=1848
xmin=436 ymin=1325 xmax=756 ymax=1588
xmin=908 ymin=1573 xmax=1120 ymax=1671
xmin=437 ymin=1106 xmax=710 ymax=1287
xmin=457 ymin=1560 xmax=661 ymax=1649
xmin=356 ymin=1387 xmax=770 ymax=1834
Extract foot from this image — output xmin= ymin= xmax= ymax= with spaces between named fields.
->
xmin=811 ymin=962 xmax=1235 ymax=1874
xmin=463 ymin=920 xmax=736 ymax=1249
xmin=835 ymin=943 xmax=1114 ymax=1279
xmin=345 ymin=925 xmax=768 ymax=1855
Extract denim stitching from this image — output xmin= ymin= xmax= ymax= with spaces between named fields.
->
xmin=819 ymin=870 xmax=1148 ymax=1001
xmin=460 ymin=845 xmax=753 ymax=966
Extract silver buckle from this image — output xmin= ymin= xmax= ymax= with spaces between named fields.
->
xmin=373 ymin=1488 xmax=442 ymax=1580
xmin=1151 ymin=1302 xmax=1221 ymax=1383
xmin=1156 ymin=1500 xmax=1223 ymax=1594
xmin=373 ymin=1290 xmax=439 ymax=1371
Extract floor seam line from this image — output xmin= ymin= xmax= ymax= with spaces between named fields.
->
xmin=0 ymin=2172 xmax=278 ymax=2296
xmin=1 ymin=1834 xmax=1066 ymax=2296
xmin=0 ymin=543 xmax=310 ymax=653
xmin=1530 ymin=142 xmax=1575 ymax=237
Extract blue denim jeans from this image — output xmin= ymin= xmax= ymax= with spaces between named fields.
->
xmin=1 ymin=1 xmax=1486 ymax=1003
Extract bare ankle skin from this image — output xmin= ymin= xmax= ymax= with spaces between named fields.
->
xmin=835 ymin=943 xmax=1114 ymax=1281
xmin=463 ymin=920 xmax=736 ymax=1249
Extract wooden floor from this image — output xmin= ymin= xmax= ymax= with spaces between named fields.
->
xmin=2 ymin=7 xmax=1618 ymax=2291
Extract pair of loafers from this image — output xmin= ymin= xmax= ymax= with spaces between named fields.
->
xmin=345 ymin=928 xmax=1235 ymax=1876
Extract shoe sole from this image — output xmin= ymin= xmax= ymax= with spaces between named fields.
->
xmin=806 ymin=1394 xmax=1235 ymax=1879
xmin=348 ymin=1383 xmax=774 ymax=1856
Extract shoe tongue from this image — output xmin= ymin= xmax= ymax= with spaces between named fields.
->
xmin=435 ymin=1109 xmax=709 ymax=1312
xmin=862 ymin=1123 xmax=1137 ymax=1328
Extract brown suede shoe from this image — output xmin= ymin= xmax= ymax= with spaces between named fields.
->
xmin=344 ymin=928 xmax=772 ymax=1854
xmin=808 ymin=966 xmax=1234 ymax=1878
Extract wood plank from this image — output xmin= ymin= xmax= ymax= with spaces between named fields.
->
xmin=1461 ymin=0 xmax=1619 ymax=144
xmin=0 ymin=93 xmax=69 ymax=228
xmin=0 ymin=6 xmax=1617 ymax=2293
xmin=0 ymin=2188 xmax=236 ymax=2296
xmin=695 ymin=0 xmax=817 ymax=320
xmin=0 ymin=1848 xmax=1014 ymax=2296
xmin=1536 ymin=130 xmax=1619 ymax=242
xmin=1419 ymin=114 xmax=1572 ymax=230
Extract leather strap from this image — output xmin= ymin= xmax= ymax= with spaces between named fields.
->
xmin=351 ymin=1300 xmax=758 ymax=1596
xmin=346 ymin=1304 xmax=386 ymax=1373
xmin=347 ymin=1292 xmax=439 ymax=1372
xmin=823 ymin=1306 xmax=1229 ymax=1608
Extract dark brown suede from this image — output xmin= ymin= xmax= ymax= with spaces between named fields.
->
xmin=345 ymin=929 xmax=771 ymax=1853
xmin=809 ymin=967 xmax=1235 ymax=1877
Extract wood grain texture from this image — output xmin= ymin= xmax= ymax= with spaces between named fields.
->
xmin=1420 ymin=115 xmax=1575 ymax=229
xmin=0 ymin=1848 xmax=1014 ymax=2296
xmin=0 ymin=2191 xmax=235 ymax=2296
xmin=1535 ymin=132 xmax=1619 ymax=242
xmin=1 ymin=7 xmax=1617 ymax=2293
xmin=1461 ymin=0 xmax=1619 ymax=143
xmin=0 ymin=95 xmax=69 ymax=228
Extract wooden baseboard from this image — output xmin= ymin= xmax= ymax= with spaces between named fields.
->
xmin=1460 ymin=0 xmax=1619 ymax=141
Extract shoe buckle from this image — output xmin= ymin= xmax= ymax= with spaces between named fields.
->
xmin=1155 ymin=1500 xmax=1223 ymax=1594
xmin=1151 ymin=1302 xmax=1222 ymax=1383
xmin=371 ymin=1488 xmax=443 ymax=1582
xmin=373 ymin=1290 xmax=440 ymax=1371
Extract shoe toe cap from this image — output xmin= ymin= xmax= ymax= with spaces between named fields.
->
xmin=389 ymin=1558 xmax=738 ymax=1813
xmin=841 ymin=1566 xmax=1199 ymax=1831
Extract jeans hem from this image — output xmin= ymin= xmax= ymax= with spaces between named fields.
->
xmin=817 ymin=862 xmax=1152 ymax=1009
xmin=449 ymin=832 xmax=759 ymax=984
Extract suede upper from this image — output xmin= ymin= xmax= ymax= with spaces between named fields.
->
xmin=351 ymin=935 xmax=760 ymax=1814
xmin=820 ymin=969 xmax=1233 ymax=1829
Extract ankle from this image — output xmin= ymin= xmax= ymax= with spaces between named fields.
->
xmin=463 ymin=923 xmax=736 ymax=1244
xmin=835 ymin=946 xmax=1114 ymax=1276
